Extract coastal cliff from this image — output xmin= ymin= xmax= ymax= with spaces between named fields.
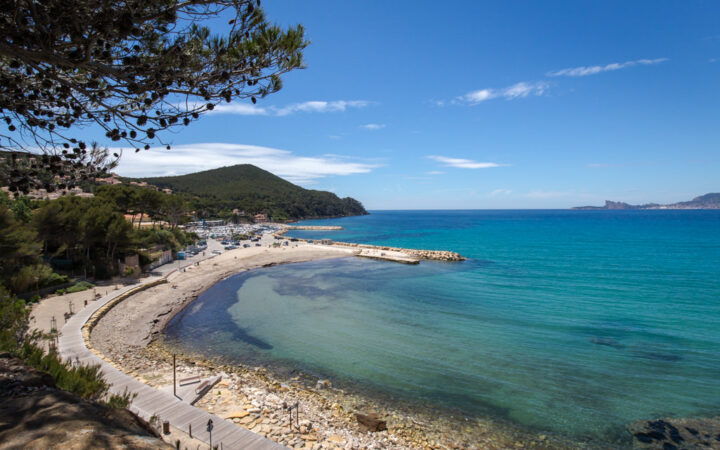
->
xmin=573 ymin=193 xmax=720 ymax=210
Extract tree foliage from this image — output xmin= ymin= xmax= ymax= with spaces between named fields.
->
xmin=0 ymin=201 xmax=42 ymax=284
xmin=0 ymin=0 xmax=307 ymax=193
xmin=140 ymin=163 xmax=368 ymax=220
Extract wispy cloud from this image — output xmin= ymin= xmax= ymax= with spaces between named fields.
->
xmin=489 ymin=189 xmax=512 ymax=197
xmin=548 ymin=58 xmax=668 ymax=77
xmin=361 ymin=123 xmax=386 ymax=130
xmin=427 ymin=155 xmax=505 ymax=169
xmin=458 ymin=81 xmax=549 ymax=104
xmin=210 ymin=100 xmax=371 ymax=116
xmin=426 ymin=171 xmax=445 ymax=175
xmin=114 ymin=143 xmax=380 ymax=184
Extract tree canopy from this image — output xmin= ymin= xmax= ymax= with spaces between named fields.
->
xmin=0 ymin=0 xmax=306 ymax=193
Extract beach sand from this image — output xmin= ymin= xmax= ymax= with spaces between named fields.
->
xmin=85 ymin=242 xmax=575 ymax=449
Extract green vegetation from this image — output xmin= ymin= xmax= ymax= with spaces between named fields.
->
xmin=0 ymin=287 xmax=135 ymax=408
xmin=65 ymin=281 xmax=95 ymax=294
xmin=0 ymin=186 xmax=196 ymax=295
xmin=1 ymin=1 xmax=306 ymax=194
xmin=137 ymin=164 xmax=368 ymax=220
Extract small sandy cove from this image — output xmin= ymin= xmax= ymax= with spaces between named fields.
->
xmin=34 ymin=242 xmax=566 ymax=450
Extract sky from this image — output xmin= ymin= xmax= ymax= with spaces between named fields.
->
xmin=108 ymin=0 xmax=720 ymax=209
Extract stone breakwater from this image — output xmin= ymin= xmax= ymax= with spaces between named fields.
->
xmin=334 ymin=242 xmax=466 ymax=262
xmin=286 ymin=226 xmax=344 ymax=231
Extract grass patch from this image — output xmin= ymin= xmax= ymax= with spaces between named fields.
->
xmin=65 ymin=281 xmax=95 ymax=294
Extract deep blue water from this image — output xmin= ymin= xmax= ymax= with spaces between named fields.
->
xmin=166 ymin=210 xmax=720 ymax=445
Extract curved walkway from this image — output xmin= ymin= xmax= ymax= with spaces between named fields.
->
xmin=59 ymin=254 xmax=285 ymax=449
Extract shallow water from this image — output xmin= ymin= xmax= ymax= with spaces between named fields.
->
xmin=165 ymin=210 xmax=720 ymax=445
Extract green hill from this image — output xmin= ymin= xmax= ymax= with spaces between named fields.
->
xmin=135 ymin=164 xmax=368 ymax=220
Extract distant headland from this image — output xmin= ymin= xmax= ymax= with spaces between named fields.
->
xmin=572 ymin=193 xmax=720 ymax=210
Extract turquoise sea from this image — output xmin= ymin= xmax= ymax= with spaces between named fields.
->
xmin=165 ymin=210 xmax=720 ymax=446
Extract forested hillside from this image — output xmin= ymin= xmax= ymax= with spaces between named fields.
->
xmin=137 ymin=164 xmax=368 ymax=220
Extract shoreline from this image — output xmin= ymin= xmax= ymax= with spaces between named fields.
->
xmin=88 ymin=240 xmax=580 ymax=449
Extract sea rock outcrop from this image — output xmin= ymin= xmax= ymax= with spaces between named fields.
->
xmin=628 ymin=417 xmax=720 ymax=449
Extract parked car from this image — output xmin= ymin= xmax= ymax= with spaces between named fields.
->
xmin=212 ymin=250 xmax=222 ymax=254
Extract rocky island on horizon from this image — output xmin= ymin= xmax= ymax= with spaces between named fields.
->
xmin=572 ymin=193 xmax=720 ymax=210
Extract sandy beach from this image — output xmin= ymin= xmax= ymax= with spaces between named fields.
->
xmin=80 ymin=241 xmax=573 ymax=450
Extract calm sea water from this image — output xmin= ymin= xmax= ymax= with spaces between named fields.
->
xmin=165 ymin=210 xmax=720 ymax=445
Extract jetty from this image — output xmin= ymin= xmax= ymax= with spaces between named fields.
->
xmin=334 ymin=242 xmax=465 ymax=262
xmin=274 ymin=226 xmax=466 ymax=263
xmin=285 ymin=225 xmax=343 ymax=231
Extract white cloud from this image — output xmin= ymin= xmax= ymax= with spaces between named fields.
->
xmin=208 ymin=100 xmax=371 ymax=116
xmin=427 ymin=155 xmax=505 ymax=169
xmin=275 ymin=100 xmax=370 ymax=116
xmin=210 ymin=103 xmax=269 ymax=115
xmin=361 ymin=123 xmax=386 ymax=130
xmin=489 ymin=189 xmax=512 ymax=197
xmin=548 ymin=58 xmax=668 ymax=77
xmin=426 ymin=171 xmax=445 ymax=175
xmin=114 ymin=143 xmax=379 ymax=184
xmin=458 ymin=81 xmax=549 ymax=104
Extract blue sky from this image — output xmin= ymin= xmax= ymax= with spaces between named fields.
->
xmin=112 ymin=1 xmax=720 ymax=209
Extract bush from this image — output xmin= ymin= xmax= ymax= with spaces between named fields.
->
xmin=40 ymin=272 xmax=70 ymax=289
xmin=106 ymin=388 xmax=137 ymax=409
xmin=0 ymin=287 xmax=30 ymax=352
xmin=65 ymin=281 xmax=95 ymax=294
xmin=55 ymin=288 xmax=66 ymax=295
xmin=19 ymin=343 xmax=109 ymax=400
xmin=2 ymin=288 xmax=131 ymax=409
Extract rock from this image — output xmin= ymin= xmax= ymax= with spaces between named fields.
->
xmin=316 ymin=379 xmax=332 ymax=389
xmin=628 ymin=417 xmax=720 ymax=449
xmin=356 ymin=412 xmax=387 ymax=432
xmin=225 ymin=410 xmax=249 ymax=419
xmin=327 ymin=434 xmax=345 ymax=443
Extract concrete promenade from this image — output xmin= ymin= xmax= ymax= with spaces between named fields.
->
xmin=58 ymin=245 xmax=285 ymax=450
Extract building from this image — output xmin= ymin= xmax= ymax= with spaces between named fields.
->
xmin=94 ymin=173 xmax=122 ymax=185
xmin=254 ymin=213 xmax=268 ymax=222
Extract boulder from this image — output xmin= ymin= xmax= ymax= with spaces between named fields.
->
xmin=628 ymin=417 xmax=720 ymax=449
xmin=355 ymin=412 xmax=387 ymax=432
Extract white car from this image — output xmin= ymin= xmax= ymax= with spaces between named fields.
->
xmin=212 ymin=250 xmax=222 ymax=254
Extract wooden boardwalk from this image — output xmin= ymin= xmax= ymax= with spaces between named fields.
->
xmin=59 ymin=273 xmax=285 ymax=449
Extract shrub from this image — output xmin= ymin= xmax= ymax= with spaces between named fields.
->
xmin=0 ymin=287 xmax=30 ymax=352
xmin=19 ymin=343 xmax=109 ymax=401
xmin=106 ymin=388 xmax=137 ymax=409
xmin=65 ymin=281 xmax=95 ymax=294
xmin=41 ymin=272 xmax=70 ymax=289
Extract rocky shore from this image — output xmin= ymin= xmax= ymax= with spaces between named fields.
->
xmin=86 ymin=242 xmax=582 ymax=449
xmin=98 ymin=340 xmax=577 ymax=450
